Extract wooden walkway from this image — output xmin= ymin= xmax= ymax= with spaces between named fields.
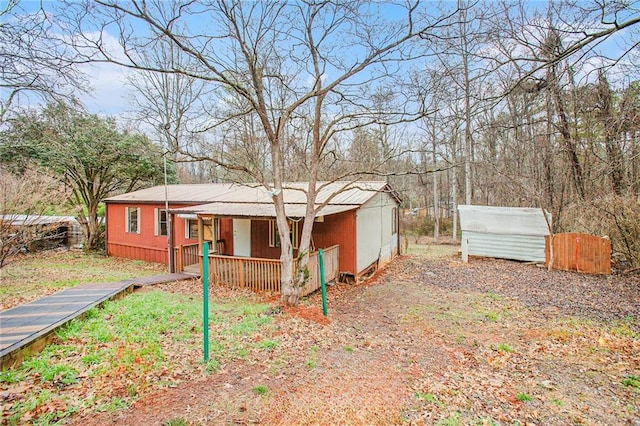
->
xmin=0 ymin=272 xmax=197 ymax=369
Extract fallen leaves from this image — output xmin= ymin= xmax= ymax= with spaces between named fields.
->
xmin=3 ymin=250 xmax=639 ymax=425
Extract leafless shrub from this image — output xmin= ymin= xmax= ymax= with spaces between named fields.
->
xmin=0 ymin=165 xmax=70 ymax=267
xmin=559 ymin=196 xmax=640 ymax=270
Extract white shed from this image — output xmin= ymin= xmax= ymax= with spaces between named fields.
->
xmin=458 ymin=205 xmax=551 ymax=263
xmin=356 ymin=190 xmax=399 ymax=274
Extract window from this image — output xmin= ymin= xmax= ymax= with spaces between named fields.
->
xmin=392 ymin=207 xmax=398 ymax=234
xmin=269 ymin=219 xmax=299 ymax=249
xmin=186 ymin=219 xmax=199 ymax=239
xmin=186 ymin=218 xmax=219 ymax=242
xmin=155 ymin=209 xmax=168 ymax=236
xmin=125 ymin=207 xmax=140 ymax=234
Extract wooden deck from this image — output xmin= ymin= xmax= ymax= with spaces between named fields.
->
xmin=0 ymin=272 xmax=195 ymax=369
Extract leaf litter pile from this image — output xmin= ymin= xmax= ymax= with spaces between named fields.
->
xmin=3 ymin=248 xmax=639 ymax=425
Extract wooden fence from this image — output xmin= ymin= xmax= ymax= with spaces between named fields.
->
xmin=545 ymin=233 xmax=611 ymax=275
xmin=205 ymin=245 xmax=340 ymax=296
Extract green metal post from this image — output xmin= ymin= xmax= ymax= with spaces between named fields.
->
xmin=203 ymin=242 xmax=209 ymax=362
xmin=318 ymin=248 xmax=327 ymax=316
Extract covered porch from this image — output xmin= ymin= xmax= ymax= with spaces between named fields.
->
xmin=175 ymin=243 xmax=339 ymax=296
xmin=168 ymin=202 xmax=348 ymax=296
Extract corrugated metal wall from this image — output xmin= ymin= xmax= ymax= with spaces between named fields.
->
xmin=458 ymin=205 xmax=551 ymax=263
xmin=356 ymin=192 xmax=398 ymax=272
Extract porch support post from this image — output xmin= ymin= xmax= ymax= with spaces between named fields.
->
xmin=198 ymin=215 xmax=204 ymax=277
xmin=168 ymin=212 xmax=175 ymax=273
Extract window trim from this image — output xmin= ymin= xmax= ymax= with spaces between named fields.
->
xmin=186 ymin=219 xmax=198 ymax=240
xmin=154 ymin=208 xmax=168 ymax=237
xmin=269 ymin=219 xmax=299 ymax=249
xmin=125 ymin=207 xmax=140 ymax=234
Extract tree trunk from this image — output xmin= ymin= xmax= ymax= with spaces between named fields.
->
xmin=544 ymin=82 xmax=555 ymax=213
xmin=597 ymin=71 xmax=625 ymax=195
xmin=459 ymin=0 xmax=473 ymax=206
xmin=549 ymin=62 xmax=585 ymax=199
xmin=431 ymin=112 xmax=439 ymax=243
xmin=451 ymin=134 xmax=458 ymax=243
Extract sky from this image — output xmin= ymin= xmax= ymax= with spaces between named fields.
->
xmin=4 ymin=0 xmax=640 ymax=121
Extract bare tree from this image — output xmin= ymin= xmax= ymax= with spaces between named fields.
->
xmin=60 ymin=0 xmax=459 ymax=304
xmin=0 ymin=0 xmax=85 ymax=121
xmin=0 ymin=165 xmax=70 ymax=268
xmin=126 ymin=30 xmax=212 ymax=171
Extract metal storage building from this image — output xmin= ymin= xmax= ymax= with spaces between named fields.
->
xmin=458 ymin=205 xmax=551 ymax=263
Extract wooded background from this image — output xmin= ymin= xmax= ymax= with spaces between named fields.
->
xmin=1 ymin=0 xmax=638 ymax=271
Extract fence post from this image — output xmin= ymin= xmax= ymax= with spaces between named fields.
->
xmin=203 ymin=242 xmax=209 ymax=362
xmin=319 ymin=248 xmax=327 ymax=317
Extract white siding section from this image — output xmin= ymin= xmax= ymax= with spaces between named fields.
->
xmin=356 ymin=191 xmax=398 ymax=273
xmin=458 ymin=205 xmax=551 ymax=263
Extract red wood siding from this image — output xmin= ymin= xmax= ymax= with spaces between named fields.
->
xmin=106 ymin=203 xmax=199 ymax=264
xmin=251 ymin=220 xmax=281 ymax=259
xmin=311 ymin=210 xmax=357 ymax=275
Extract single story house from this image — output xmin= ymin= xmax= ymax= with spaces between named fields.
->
xmin=104 ymin=182 xmax=400 ymax=285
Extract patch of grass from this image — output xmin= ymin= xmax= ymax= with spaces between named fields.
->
xmin=306 ymin=345 xmax=319 ymax=370
xmin=21 ymin=355 xmax=78 ymax=386
xmin=96 ymin=397 xmax=129 ymax=413
xmin=622 ymin=375 xmax=640 ymax=391
xmin=610 ymin=319 xmax=639 ymax=338
xmin=56 ymin=318 xmax=84 ymax=341
xmin=7 ymin=389 xmax=55 ymax=424
xmin=1 ymin=250 xmax=167 ymax=306
xmin=80 ymin=352 xmax=101 ymax=366
xmin=204 ymin=359 xmax=220 ymax=373
xmin=415 ymin=392 xmax=446 ymax=409
xmin=415 ymin=392 xmax=437 ymax=402
xmin=406 ymin=243 xmax=459 ymax=258
xmin=4 ymin=290 xmax=275 ymax=424
xmin=0 ymin=370 xmax=23 ymax=384
xmin=485 ymin=292 xmax=504 ymax=302
xmin=163 ymin=418 xmax=188 ymax=426
xmin=257 ymin=339 xmax=279 ymax=351
xmin=415 ymin=392 xmax=437 ymax=403
xmin=516 ymin=393 xmax=532 ymax=402
xmin=343 ymin=346 xmax=354 ymax=353
xmin=550 ymin=398 xmax=564 ymax=406
xmin=435 ymin=412 xmax=462 ymax=426
xmin=496 ymin=343 xmax=513 ymax=353
xmin=253 ymin=384 xmax=269 ymax=395
xmin=483 ymin=310 xmax=499 ymax=322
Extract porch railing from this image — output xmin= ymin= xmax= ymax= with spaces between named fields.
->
xmin=205 ymin=245 xmax=339 ymax=296
xmin=174 ymin=243 xmax=199 ymax=272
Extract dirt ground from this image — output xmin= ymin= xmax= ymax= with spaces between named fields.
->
xmin=74 ymin=248 xmax=639 ymax=426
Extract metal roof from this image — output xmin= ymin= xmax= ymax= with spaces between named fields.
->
xmin=105 ymin=181 xmax=393 ymax=206
xmin=458 ymin=205 xmax=551 ymax=236
xmin=172 ymin=202 xmax=359 ymax=219
xmin=0 ymin=215 xmax=80 ymax=226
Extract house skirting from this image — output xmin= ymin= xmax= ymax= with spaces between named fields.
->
xmin=107 ymin=242 xmax=168 ymax=264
